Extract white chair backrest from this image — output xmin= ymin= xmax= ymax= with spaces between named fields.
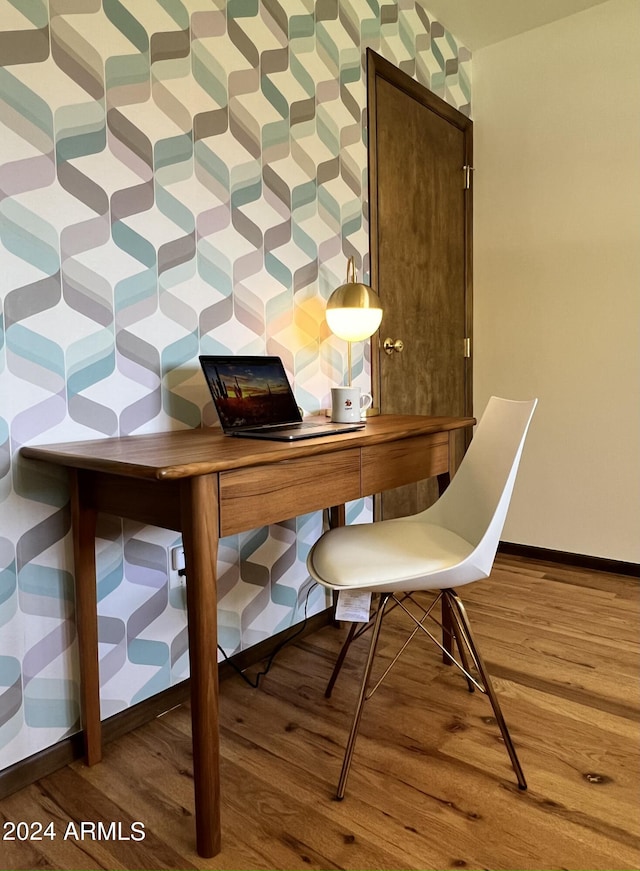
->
xmin=424 ymin=397 xmax=537 ymax=575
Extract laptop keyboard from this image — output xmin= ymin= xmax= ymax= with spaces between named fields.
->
xmin=264 ymin=422 xmax=318 ymax=432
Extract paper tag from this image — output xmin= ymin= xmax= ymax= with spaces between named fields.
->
xmin=335 ymin=590 xmax=372 ymax=622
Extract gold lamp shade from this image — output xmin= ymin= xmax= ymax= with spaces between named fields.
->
xmin=326 ymin=257 xmax=382 ymax=385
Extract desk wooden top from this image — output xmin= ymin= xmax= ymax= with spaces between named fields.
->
xmin=20 ymin=415 xmax=475 ymax=481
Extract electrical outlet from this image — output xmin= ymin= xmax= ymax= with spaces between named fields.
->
xmin=171 ymin=545 xmax=185 ymax=572
xmin=169 ymin=545 xmax=186 ymax=588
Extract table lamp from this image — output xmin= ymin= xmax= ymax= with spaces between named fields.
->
xmin=326 ymin=256 xmax=383 ymax=386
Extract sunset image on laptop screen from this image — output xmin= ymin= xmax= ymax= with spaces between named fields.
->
xmin=202 ymin=359 xmax=300 ymax=429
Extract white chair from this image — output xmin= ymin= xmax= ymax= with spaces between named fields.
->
xmin=307 ymin=396 xmax=537 ymax=798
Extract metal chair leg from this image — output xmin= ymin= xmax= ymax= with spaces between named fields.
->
xmin=439 ymin=592 xmax=474 ymax=692
xmin=445 ymin=590 xmax=527 ymax=790
xmin=325 ymin=621 xmax=359 ymax=698
xmin=325 ymin=594 xmax=405 ymax=697
xmin=450 ymin=614 xmax=476 ymax=694
xmin=336 ymin=593 xmax=390 ymax=799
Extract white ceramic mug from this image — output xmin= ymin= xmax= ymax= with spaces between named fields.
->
xmin=331 ymin=387 xmax=373 ymax=423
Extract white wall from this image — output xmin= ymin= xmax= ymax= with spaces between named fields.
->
xmin=472 ymin=0 xmax=640 ymax=562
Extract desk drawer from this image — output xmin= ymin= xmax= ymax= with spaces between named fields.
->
xmin=361 ymin=433 xmax=449 ymax=495
xmin=219 ymin=449 xmax=361 ymax=536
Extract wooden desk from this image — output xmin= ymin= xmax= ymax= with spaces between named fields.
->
xmin=21 ymin=414 xmax=474 ymax=857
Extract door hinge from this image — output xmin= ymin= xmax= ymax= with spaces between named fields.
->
xmin=463 ymin=165 xmax=474 ymax=190
xmin=463 ymin=337 xmax=471 ymax=357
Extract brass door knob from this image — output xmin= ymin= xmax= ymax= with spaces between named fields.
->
xmin=383 ymin=337 xmax=404 ymax=355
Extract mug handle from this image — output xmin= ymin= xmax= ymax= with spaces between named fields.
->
xmin=360 ymin=393 xmax=373 ymax=411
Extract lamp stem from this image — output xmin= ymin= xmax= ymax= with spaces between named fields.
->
xmin=347 ymin=341 xmax=353 ymax=387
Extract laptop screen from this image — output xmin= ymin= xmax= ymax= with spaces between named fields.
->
xmin=200 ymin=355 xmax=303 ymax=431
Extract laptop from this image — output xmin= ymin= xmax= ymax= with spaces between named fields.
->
xmin=199 ymin=355 xmax=365 ymax=441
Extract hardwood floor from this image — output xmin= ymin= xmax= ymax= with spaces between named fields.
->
xmin=1 ymin=554 xmax=638 ymax=870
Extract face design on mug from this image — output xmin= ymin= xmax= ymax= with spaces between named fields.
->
xmin=345 ymin=399 xmax=353 ymax=408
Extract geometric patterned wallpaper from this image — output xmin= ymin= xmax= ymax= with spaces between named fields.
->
xmin=0 ymin=0 xmax=470 ymax=772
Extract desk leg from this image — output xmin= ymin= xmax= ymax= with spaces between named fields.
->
xmin=328 ymin=505 xmax=346 ymax=623
xmin=180 ymin=474 xmax=221 ymax=859
xmin=69 ymin=470 xmax=102 ymax=765
xmin=441 ymin=593 xmax=454 ymax=666
xmin=438 ymin=430 xmax=458 ymax=664
xmin=328 ymin=504 xmax=346 ymax=530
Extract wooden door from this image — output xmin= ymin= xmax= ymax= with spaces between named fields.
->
xmin=367 ymin=50 xmax=473 ymax=519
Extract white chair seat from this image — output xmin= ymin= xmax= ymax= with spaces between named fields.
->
xmin=309 ymin=520 xmax=475 ymax=592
